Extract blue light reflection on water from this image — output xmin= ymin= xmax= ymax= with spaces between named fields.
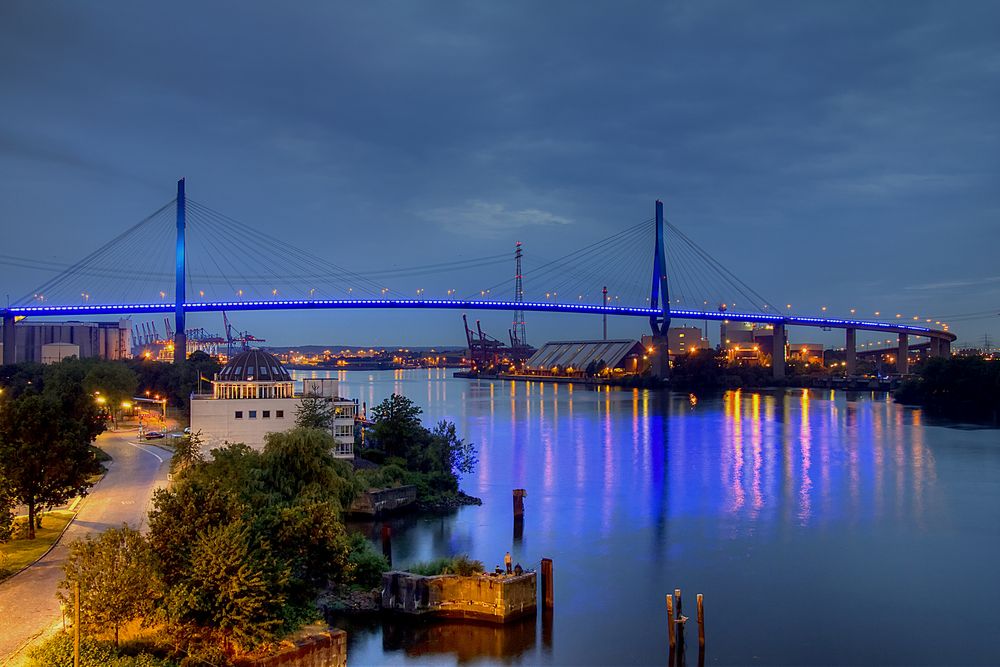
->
xmin=291 ymin=369 xmax=1000 ymax=666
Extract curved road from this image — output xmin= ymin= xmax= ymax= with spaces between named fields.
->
xmin=0 ymin=429 xmax=171 ymax=663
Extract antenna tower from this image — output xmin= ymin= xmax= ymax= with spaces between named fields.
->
xmin=513 ymin=241 xmax=527 ymax=346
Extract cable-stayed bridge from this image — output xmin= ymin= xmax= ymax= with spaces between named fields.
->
xmin=1 ymin=179 xmax=954 ymax=378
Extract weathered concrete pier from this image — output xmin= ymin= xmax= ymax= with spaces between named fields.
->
xmin=348 ymin=485 xmax=417 ymax=516
xmin=381 ymin=571 xmax=537 ymax=623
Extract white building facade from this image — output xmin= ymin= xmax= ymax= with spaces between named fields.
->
xmin=190 ymin=349 xmax=357 ymax=458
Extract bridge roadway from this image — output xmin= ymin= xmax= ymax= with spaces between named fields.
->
xmin=2 ymin=298 xmax=956 ymax=377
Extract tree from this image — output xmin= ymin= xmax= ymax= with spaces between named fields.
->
xmin=432 ymin=420 xmax=477 ymax=476
xmin=81 ymin=360 xmax=138 ymax=425
xmin=148 ymin=476 xmax=242 ymax=587
xmin=41 ymin=359 xmax=106 ymax=443
xmin=0 ymin=479 xmax=14 ymax=544
xmin=0 ymin=394 xmax=102 ymax=539
xmin=58 ymin=524 xmax=158 ymax=646
xmin=261 ymin=428 xmax=356 ymax=507
xmin=163 ymin=520 xmax=288 ymax=653
xmin=370 ymin=394 xmax=424 ymax=458
xmin=294 ymin=395 xmax=334 ymax=429
xmin=170 ymin=430 xmax=206 ymax=476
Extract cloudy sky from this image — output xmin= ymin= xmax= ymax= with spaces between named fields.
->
xmin=1 ymin=1 xmax=998 ymax=348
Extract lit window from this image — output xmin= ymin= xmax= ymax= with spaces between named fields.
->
xmin=276 ymin=410 xmax=284 ymax=418
xmin=249 ymin=410 xmax=257 ymax=419
xmin=263 ymin=410 xmax=270 ymax=418
xmin=235 ymin=411 xmax=243 ymax=419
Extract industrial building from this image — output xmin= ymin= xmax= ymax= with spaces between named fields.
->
xmin=663 ymin=326 xmax=710 ymax=356
xmin=190 ymin=348 xmax=357 ymax=457
xmin=523 ymin=340 xmax=647 ymax=376
xmin=0 ymin=319 xmax=131 ymax=364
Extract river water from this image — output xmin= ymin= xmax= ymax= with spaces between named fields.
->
xmin=291 ymin=368 xmax=1000 ymax=666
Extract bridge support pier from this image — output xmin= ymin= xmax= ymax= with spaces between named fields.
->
xmin=929 ymin=337 xmax=950 ymax=359
xmin=845 ymin=328 xmax=856 ymax=376
xmin=772 ymin=323 xmax=786 ymax=380
xmin=648 ymin=335 xmax=669 ymax=380
xmin=897 ymin=333 xmax=909 ymax=375
xmin=2 ymin=312 xmax=14 ymax=365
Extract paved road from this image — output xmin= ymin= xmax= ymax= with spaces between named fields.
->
xmin=0 ymin=429 xmax=171 ymax=662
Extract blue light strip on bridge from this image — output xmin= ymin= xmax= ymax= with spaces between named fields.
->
xmin=3 ymin=299 xmax=953 ymax=340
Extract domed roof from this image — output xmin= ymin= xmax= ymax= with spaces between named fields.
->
xmin=218 ymin=349 xmax=291 ymax=382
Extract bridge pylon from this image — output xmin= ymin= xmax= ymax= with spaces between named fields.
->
xmin=174 ymin=178 xmax=186 ymax=364
xmin=648 ymin=200 xmax=671 ymax=378
xmin=649 ymin=200 xmax=670 ymax=336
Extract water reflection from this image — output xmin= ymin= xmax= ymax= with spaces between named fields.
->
xmin=296 ymin=370 xmax=994 ymax=666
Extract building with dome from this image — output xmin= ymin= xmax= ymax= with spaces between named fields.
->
xmin=190 ymin=348 xmax=357 ymax=457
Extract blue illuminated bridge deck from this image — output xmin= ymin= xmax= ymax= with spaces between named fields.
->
xmin=3 ymin=298 xmax=956 ymax=341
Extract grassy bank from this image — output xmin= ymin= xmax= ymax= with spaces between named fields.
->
xmin=0 ymin=510 xmax=76 ymax=581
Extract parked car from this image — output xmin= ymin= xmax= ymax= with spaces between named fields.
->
xmin=144 ymin=431 xmax=165 ymax=440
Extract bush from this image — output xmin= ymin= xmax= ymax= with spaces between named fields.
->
xmin=405 ymin=554 xmax=484 ymax=577
xmin=358 ymin=448 xmax=386 ymax=465
xmin=26 ymin=633 xmax=176 ymax=667
xmin=346 ymin=533 xmax=389 ymax=588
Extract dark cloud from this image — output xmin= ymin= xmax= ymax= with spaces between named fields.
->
xmin=1 ymin=0 xmax=998 ymax=346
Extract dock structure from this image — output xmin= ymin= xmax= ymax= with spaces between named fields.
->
xmin=381 ymin=571 xmax=537 ymax=623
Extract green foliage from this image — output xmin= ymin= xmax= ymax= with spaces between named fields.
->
xmin=406 ymin=554 xmax=485 ymax=577
xmin=148 ymin=477 xmax=242 ymax=588
xmin=0 ymin=392 xmax=102 ymax=539
xmin=346 ymin=533 xmax=389 ymax=588
xmin=25 ymin=633 xmax=178 ymax=667
xmin=370 ymin=394 xmax=424 ymax=459
xmin=354 ymin=464 xmax=408 ymax=491
xmin=260 ymin=428 xmax=356 ymax=508
xmin=27 ymin=633 xmax=117 ymax=667
xmin=670 ymin=349 xmax=728 ymax=388
xmin=294 ymin=395 xmax=334 ymax=429
xmin=365 ymin=394 xmax=477 ymax=505
xmin=164 ymin=520 xmax=288 ymax=652
xmin=127 ymin=351 xmax=220 ymax=412
xmin=0 ymin=362 xmax=46 ymax=399
xmin=896 ymin=356 xmax=1000 ymax=416
xmin=0 ymin=480 xmax=14 ymax=544
xmin=168 ymin=431 xmax=205 ymax=476
xmin=58 ymin=525 xmax=158 ymax=645
xmin=149 ymin=429 xmax=367 ymax=655
xmin=80 ymin=359 xmax=138 ymax=423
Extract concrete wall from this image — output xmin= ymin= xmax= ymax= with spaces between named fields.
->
xmin=348 ymin=485 xmax=417 ymax=516
xmin=250 ymin=629 xmax=346 ymax=667
xmin=382 ymin=571 xmax=536 ymax=623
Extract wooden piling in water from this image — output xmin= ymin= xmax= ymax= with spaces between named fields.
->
xmin=513 ymin=488 xmax=526 ymax=518
xmin=381 ymin=524 xmax=392 ymax=565
xmin=674 ymin=588 xmax=682 ymax=619
xmin=696 ymin=593 xmax=705 ymax=649
xmin=666 ymin=593 xmax=676 ymax=649
xmin=540 ymin=557 xmax=553 ymax=608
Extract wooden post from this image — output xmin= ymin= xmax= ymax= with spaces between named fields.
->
xmin=73 ymin=581 xmax=80 ymax=667
xmin=674 ymin=587 xmax=685 ymax=658
xmin=697 ymin=593 xmax=705 ymax=649
xmin=666 ymin=593 xmax=676 ymax=649
xmin=513 ymin=488 xmax=526 ymax=518
xmin=540 ymin=557 xmax=554 ymax=608
xmin=696 ymin=594 xmax=705 ymax=649
xmin=381 ymin=524 xmax=392 ymax=565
